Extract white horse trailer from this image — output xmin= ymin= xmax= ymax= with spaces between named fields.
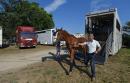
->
xmin=85 ymin=8 xmax=122 ymax=64
xmin=36 ymin=29 xmax=56 ymax=45
xmin=0 ymin=26 xmax=2 ymax=47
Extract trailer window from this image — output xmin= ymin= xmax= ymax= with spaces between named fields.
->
xmin=116 ymin=20 xmax=120 ymax=31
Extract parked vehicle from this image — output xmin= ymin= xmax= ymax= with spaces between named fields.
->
xmin=0 ymin=26 xmax=9 ymax=48
xmin=85 ymin=8 xmax=122 ymax=63
xmin=36 ymin=29 xmax=56 ymax=45
xmin=0 ymin=26 xmax=2 ymax=47
xmin=16 ymin=26 xmax=37 ymax=48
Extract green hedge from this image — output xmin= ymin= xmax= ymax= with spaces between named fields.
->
xmin=123 ymin=34 xmax=130 ymax=47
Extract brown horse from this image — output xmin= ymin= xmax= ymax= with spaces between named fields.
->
xmin=56 ymin=28 xmax=88 ymax=74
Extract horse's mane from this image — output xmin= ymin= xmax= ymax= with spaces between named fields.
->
xmin=62 ymin=30 xmax=70 ymax=35
xmin=62 ymin=30 xmax=76 ymax=38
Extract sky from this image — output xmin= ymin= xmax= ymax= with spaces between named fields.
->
xmin=30 ymin=0 xmax=130 ymax=34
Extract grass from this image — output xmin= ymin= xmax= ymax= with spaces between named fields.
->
xmin=0 ymin=48 xmax=130 ymax=83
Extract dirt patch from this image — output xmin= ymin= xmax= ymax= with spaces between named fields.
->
xmin=0 ymin=45 xmax=55 ymax=56
xmin=0 ymin=45 xmax=56 ymax=73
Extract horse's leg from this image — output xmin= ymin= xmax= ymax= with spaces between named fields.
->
xmin=68 ymin=48 xmax=71 ymax=57
xmin=65 ymin=43 xmax=70 ymax=57
xmin=83 ymin=47 xmax=88 ymax=65
xmin=73 ymin=50 xmax=76 ymax=66
xmin=69 ymin=49 xmax=75 ymax=73
xmin=56 ymin=51 xmax=61 ymax=61
xmin=67 ymin=44 xmax=71 ymax=57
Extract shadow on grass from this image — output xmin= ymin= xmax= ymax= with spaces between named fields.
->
xmin=42 ymin=52 xmax=91 ymax=78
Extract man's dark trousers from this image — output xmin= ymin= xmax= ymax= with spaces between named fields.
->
xmin=85 ymin=53 xmax=96 ymax=77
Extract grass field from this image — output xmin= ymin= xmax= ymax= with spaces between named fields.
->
xmin=0 ymin=48 xmax=130 ymax=83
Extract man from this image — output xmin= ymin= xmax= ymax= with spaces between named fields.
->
xmin=56 ymin=40 xmax=61 ymax=59
xmin=79 ymin=33 xmax=101 ymax=81
xmin=53 ymin=30 xmax=61 ymax=59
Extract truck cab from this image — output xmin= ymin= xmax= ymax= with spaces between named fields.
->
xmin=16 ymin=26 xmax=37 ymax=48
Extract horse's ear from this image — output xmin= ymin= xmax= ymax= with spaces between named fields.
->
xmin=56 ymin=28 xmax=57 ymax=31
xmin=61 ymin=27 xmax=63 ymax=30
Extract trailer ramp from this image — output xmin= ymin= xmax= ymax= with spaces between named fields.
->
xmin=95 ymin=32 xmax=113 ymax=64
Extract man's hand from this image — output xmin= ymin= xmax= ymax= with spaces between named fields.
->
xmin=78 ymin=43 xmax=85 ymax=46
xmin=95 ymin=47 xmax=101 ymax=54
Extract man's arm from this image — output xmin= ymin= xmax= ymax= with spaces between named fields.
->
xmin=95 ymin=47 xmax=101 ymax=54
xmin=95 ymin=41 xmax=101 ymax=54
xmin=78 ymin=42 xmax=87 ymax=46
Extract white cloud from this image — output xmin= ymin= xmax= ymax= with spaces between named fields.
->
xmin=90 ymin=0 xmax=111 ymax=11
xmin=45 ymin=0 xmax=66 ymax=13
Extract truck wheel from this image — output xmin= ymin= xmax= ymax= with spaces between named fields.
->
xmin=32 ymin=46 xmax=36 ymax=48
xmin=19 ymin=47 xmax=22 ymax=49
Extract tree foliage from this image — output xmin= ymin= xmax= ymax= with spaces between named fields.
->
xmin=126 ymin=22 xmax=130 ymax=28
xmin=123 ymin=21 xmax=130 ymax=30
xmin=0 ymin=0 xmax=54 ymax=37
xmin=123 ymin=21 xmax=130 ymax=47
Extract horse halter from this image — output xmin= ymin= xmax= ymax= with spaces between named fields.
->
xmin=55 ymin=30 xmax=64 ymax=41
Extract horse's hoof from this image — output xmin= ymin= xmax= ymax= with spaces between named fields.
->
xmin=69 ymin=71 xmax=73 ymax=76
xmin=66 ymin=72 xmax=69 ymax=75
xmin=42 ymin=57 xmax=46 ymax=62
xmin=69 ymin=70 xmax=72 ymax=73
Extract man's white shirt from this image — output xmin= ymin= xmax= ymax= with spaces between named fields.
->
xmin=83 ymin=40 xmax=101 ymax=53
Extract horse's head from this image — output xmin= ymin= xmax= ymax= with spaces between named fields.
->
xmin=55 ymin=28 xmax=65 ymax=41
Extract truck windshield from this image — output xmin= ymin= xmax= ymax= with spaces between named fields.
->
xmin=21 ymin=32 xmax=37 ymax=38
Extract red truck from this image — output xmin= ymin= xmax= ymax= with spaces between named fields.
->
xmin=16 ymin=26 xmax=37 ymax=48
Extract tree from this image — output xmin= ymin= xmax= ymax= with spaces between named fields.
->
xmin=0 ymin=0 xmax=22 ymax=12
xmin=123 ymin=21 xmax=130 ymax=47
xmin=123 ymin=21 xmax=130 ymax=30
xmin=126 ymin=22 xmax=130 ymax=28
xmin=0 ymin=0 xmax=54 ymax=38
xmin=15 ymin=1 xmax=54 ymax=30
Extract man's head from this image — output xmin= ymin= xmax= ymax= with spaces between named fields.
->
xmin=88 ymin=33 xmax=94 ymax=41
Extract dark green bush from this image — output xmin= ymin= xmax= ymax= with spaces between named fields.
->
xmin=123 ymin=34 xmax=130 ymax=47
